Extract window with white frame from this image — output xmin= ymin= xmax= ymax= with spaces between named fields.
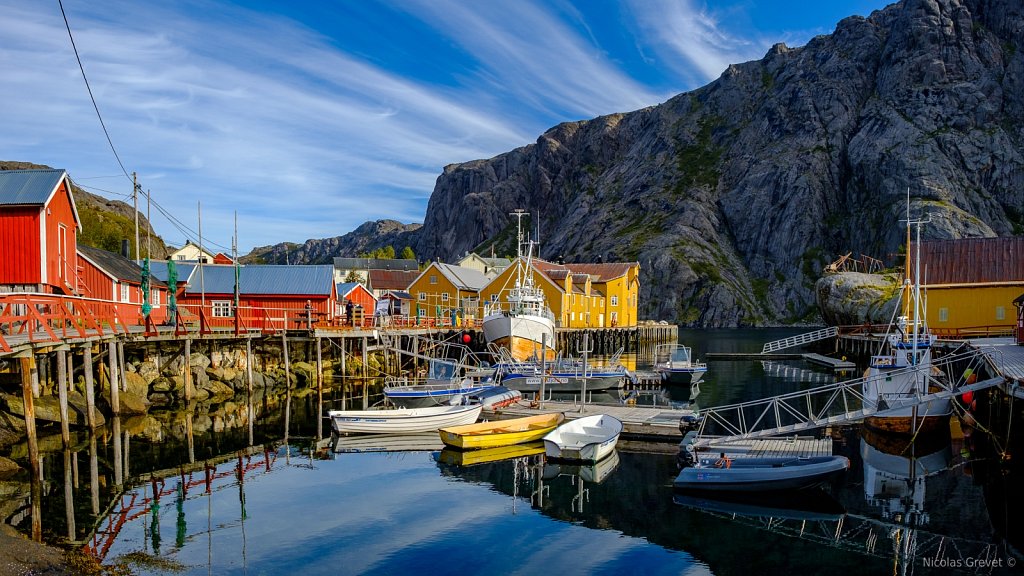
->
xmin=611 ymin=295 xmax=618 ymax=306
xmin=120 ymin=283 xmax=130 ymax=302
xmin=441 ymin=293 xmax=449 ymax=302
xmin=418 ymin=307 xmax=426 ymax=317
xmin=938 ymin=307 xmax=949 ymax=322
xmin=418 ymin=292 xmax=427 ymax=301
xmin=430 ymin=275 xmax=437 ymax=284
xmin=996 ymin=306 xmax=1006 ymax=321
xmin=490 ymin=294 xmax=498 ymax=302
xmin=151 ymin=289 xmax=161 ymax=308
xmin=212 ymin=300 xmax=233 ymax=318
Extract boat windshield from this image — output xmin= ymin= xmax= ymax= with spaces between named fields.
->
xmin=428 ymin=359 xmax=458 ymax=381
xmin=671 ymin=347 xmax=693 ymax=363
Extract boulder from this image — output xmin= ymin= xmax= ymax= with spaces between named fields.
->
xmin=0 ymin=456 xmax=19 ymax=479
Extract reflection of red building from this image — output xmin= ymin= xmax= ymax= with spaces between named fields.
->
xmin=0 ymin=169 xmax=81 ymax=294
xmin=77 ymin=245 xmax=169 ymax=324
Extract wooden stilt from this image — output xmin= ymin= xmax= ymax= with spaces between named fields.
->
xmin=89 ymin=434 xmax=99 ymax=515
xmin=20 ymin=356 xmax=42 ymax=541
xmin=245 ymin=337 xmax=254 ymax=446
xmin=63 ymin=448 xmax=76 ymax=540
xmin=113 ymin=416 xmax=123 ymax=486
xmin=184 ymin=338 xmax=193 ymax=402
xmin=282 ymin=330 xmax=292 ymax=443
xmin=30 ymin=354 xmax=40 ymax=398
xmin=108 ymin=342 xmax=120 ymax=415
xmin=315 ymin=336 xmax=323 ymax=440
xmin=118 ymin=341 xmax=127 ymax=392
xmin=56 ymin=348 xmax=70 ymax=446
xmin=83 ymin=346 xmax=97 ymax=429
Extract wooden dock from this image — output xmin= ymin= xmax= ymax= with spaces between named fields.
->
xmin=968 ymin=337 xmax=1024 ymax=399
xmin=694 ymin=435 xmax=833 ymax=458
xmin=801 ymin=353 xmax=857 ymax=372
xmin=492 ymin=401 xmax=690 ymax=440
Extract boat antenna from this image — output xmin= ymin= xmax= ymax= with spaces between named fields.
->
xmin=903 ymin=187 xmax=912 ymax=320
xmin=511 ymin=209 xmax=528 ymax=287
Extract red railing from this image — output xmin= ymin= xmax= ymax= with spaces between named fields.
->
xmin=0 ymin=293 xmax=136 ymax=353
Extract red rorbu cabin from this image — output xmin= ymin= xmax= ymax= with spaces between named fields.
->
xmin=77 ymin=245 xmax=169 ymax=325
xmin=0 ymin=169 xmax=81 ymax=294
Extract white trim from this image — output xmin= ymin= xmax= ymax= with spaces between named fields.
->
xmin=39 ymin=206 xmax=47 ymax=285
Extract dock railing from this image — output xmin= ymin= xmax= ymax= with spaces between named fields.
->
xmin=761 ymin=326 xmax=838 ymax=353
xmin=694 ymin=348 xmax=1001 ymax=444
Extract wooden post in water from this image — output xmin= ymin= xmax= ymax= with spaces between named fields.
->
xmin=118 ymin=341 xmax=127 ymax=392
xmin=30 ymin=354 xmax=40 ymax=398
xmin=19 ymin=356 xmax=42 ymax=541
xmin=184 ymin=338 xmax=193 ymax=402
xmin=63 ymin=448 xmax=75 ymax=540
xmin=245 ymin=337 xmax=254 ymax=446
xmin=108 ymin=341 xmax=120 ymax=415
xmin=362 ymin=336 xmax=368 ymax=410
xmin=66 ymin=349 xmax=74 ymax=396
xmin=282 ymin=326 xmax=292 ymax=442
xmin=112 ymin=416 xmax=123 ymax=486
xmin=538 ymin=333 xmax=548 ymax=410
xmin=83 ymin=346 xmax=96 ymax=428
xmin=56 ymin=347 xmax=70 ymax=446
xmin=89 ymin=434 xmax=99 ymax=515
xmin=316 ymin=336 xmax=323 ymax=440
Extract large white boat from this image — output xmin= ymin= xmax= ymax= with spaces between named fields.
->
xmin=482 ymin=210 xmax=556 ymax=361
xmin=862 ymin=202 xmax=952 ymax=435
xmin=327 ymin=404 xmax=482 ymax=435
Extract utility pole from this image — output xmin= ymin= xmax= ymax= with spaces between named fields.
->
xmin=146 ymin=189 xmax=151 ymax=259
xmin=132 ymin=172 xmax=140 ymax=262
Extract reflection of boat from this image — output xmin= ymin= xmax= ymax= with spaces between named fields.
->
xmin=436 ymin=441 xmax=545 ymax=467
xmin=860 ymin=436 xmax=951 ymax=524
xmin=654 ymin=344 xmax=707 ymax=386
xmin=672 ymin=489 xmax=845 ymax=521
xmin=439 ymin=413 xmax=564 ymax=450
xmin=330 ymin=433 xmax=445 ymax=453
xmin=543 ymin=414 xmax=622 ymax=462
xmin=482 ymin=211 xmax=556 ymax=362
xmin=542 ymin=450 xmax=620 ymax=484
xmin=328 ymin=404 xmax=482 ymax=435
xmin=674 ymin=455 xmax=850 ymax=492
xmin=383 ymin=358 xmax=497 ymax=408
xmin=863 ymin=205 xmax=951 ymax=435
xmin=496 ymin=360 xmax=627 ymax=392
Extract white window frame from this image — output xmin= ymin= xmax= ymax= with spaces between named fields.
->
xmin=996 ymin=306 xmax=1006 ymax=321
xmin=441 ymin=293 xmax=449 ymax=302
xmin=418 ymin=292 xmax=427 ymax=301
xmin=430 ymin=275 xmax=438 ymax=284
xmin=611 ymin=295 xmax=619 ymax=307
xmin=212 ymin=300 xmax=233 ymax=318
xmin=938 ymin=307 xmax=948 ymax=322
xmin=151 ymin=289 xmax=161 ymax=308
xmin=120 ymin=283 xmax=130 ymax=303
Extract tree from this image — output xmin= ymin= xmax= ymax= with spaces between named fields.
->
xmin=344 ymin=270 xmax=364 ymax=283
xmin=400 ymin=246 xmax=415 ymax=260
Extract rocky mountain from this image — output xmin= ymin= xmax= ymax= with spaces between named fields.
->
xmin=0 ymin=161 xmax=170 ymax=259
xmin=411 ymin=0 xmax=1023 ymax=326
xmin=242 ymin=220 xmax=421 ymax=265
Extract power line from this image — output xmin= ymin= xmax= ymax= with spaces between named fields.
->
xmin=58 ymin=0 xmax=132 ymax=184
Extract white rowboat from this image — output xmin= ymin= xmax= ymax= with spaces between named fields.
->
xmin=543 ymin=414 xmax=622 ymax=462
xmin=328 ymin=404 xmax=482 ymax=435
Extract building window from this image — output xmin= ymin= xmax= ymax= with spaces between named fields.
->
xmin=120 ymin=283 xmax=130 ymax=303
xmin=996 ymin=306 xmax=1006 ymax=321
xmin=430 ymin=275 xmax=437 ymax=284
xmin=418 ymin=307 xmax=426 ymax=317
xmin=212 ymin=301 xmax=233 ymax=318
xmin=418 ymin=292 xmax=427 ymax=301
xmin=490 ymin=294 xmax=498 ymax=302
xmin=441 ymin=293 xmax=449 ymax=302
xmin=611 ymin=295 xmax=618 ymax=306
xmin=938 ymin=307 xmax=948 ymax=322
xmin=151 ymin=289 xmax=161 ymax=308
xmin=177 ymin=255 xmax=186 ymax=260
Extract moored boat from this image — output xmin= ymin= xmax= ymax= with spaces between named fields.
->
xmin=439 ymin=412 xmax=564 ymax=450
xmin=673 ymin=455 xmax=850 ymax=492
xmin=384 ymin=358 xmax=497 ymax=408
xmin=654 ymin=344 xmax=708 ymax=386
xmin=328 ymin=404 xmax=482 ymax=435
xmin=543 ymin=414 xmax=622 ymax=462
xmin=436 ymin=441 xmax=546 ymax=467
xmin=467 ymin=385 xmax=522 ymax=410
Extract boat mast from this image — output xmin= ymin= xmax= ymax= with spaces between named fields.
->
xmin=511 ymin=209 xmax=528 ymax=289
xmin=903 ymin=188 xmax=912 ymax=325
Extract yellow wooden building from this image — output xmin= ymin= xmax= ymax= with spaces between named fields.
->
xmin=915 ymin=237 xmax=1024 ymax=336
xmin=406 ymin=262 xmax=489 ymax=325
xmin=479 ymin=258 xmax=640 ymax=328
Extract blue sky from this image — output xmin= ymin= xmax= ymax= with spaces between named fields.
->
xmin=2 ymin=0 xmax=892 ymax=254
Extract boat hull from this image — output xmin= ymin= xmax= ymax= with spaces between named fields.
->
xmin=328 ymin=405 xmax=482 ymax=435
xmin=483 ymin=313 xmax=555 ymax=361
xmin=543 ymin=414 xmax=622 ymax=462
xmin=673 ymin=456 xmax=850 ymax=493
xmin=438 ymin=413 xmax=564 ymax=450
xmin=863 ymin=413 xmax=950 ymax=436
xmin=436 ymin=441 xmax=545 ymax=467
xmin=384 ymin=383 xmax=494 ymax=408
xmin=500 ymin=372 xmax=624 ymax=392
xmin=659 ymin=367 xmax=707 ymax=386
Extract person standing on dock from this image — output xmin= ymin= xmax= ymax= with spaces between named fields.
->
xmin=345 ymin=299 xmax=354 ymax=327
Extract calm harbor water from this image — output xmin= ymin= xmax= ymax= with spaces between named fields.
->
xmin=15 ymin=329 xmax=1024 ymax=575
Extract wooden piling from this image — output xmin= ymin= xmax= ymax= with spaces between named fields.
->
xmin=56 ymin=348 xmax=70 ymax=446
xmin=89 ymin=434 xmax=99 ymax=515
xmin=20 ymin=356 xmax=42 ymax=541
xmin=63 ymin=448 xmax=76 ymax=540
xmin=113 ymin=416 xmax=123 ymax=486
xmin=108 ymin=341 xmax=120 ymax=415
xmin=83 ymin=346 xmax=97 ymax=429
xmin=118 ymin=341 xmax=127 ymax=392
xmin=184 ymin=338 xmax=193 ymax=402
xmin=315 ymin=336 xmax=323 ymax=440
xmin=282 ymin=329 xmax=292 ymax=442
xmin=30 ymin=354 xmax=40 ymax=398
xmin=245 ymin=337 xmax=254 ymax=447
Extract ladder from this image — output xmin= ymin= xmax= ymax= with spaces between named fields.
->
xmin=693 ymin=348 xmax=1003 ymax=447
xmin=762 ymin=326 xmax=838 ymax=353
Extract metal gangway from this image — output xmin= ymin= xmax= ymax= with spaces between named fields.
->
xmin=693 ymin=348 xmax=1004 ymax=448
xmin=761 ymin=326 xmax=838 ymax=353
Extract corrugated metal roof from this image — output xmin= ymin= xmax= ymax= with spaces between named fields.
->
xmin=436 ymin=263 xmax=488 ymax=291
xmin=334 ymin=257 xmax=419 ymax=271
xmin=182 ymin=264 xmax=334 ymax=296
xmin=564 ymin=262 xmax=636 ymax=281
xmin=149 ymin=261 xmax=197 ymax=285
xmin=78 ymin=245 xmax=167 ymax=286
xmin=336 ymin=282 xmax=363 ymax=297
xmin=915 ymin=238 xmax=1024 ymax=285
xmin=368 ymin=269 xmax=419 ymax=291
xmin=0 ymin=169 xmax=65 ymax=205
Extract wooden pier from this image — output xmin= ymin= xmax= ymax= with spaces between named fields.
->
xmin=801 ymin=353 xmax=856 ymax=372
xmin=493 ymin=401 xmax=690 ymax=441
xmin=692 ymin=435 xmax=833 ymax=458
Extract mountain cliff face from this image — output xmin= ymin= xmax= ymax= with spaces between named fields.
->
xmin=242 ymin=220 xmax=421 ymax=265
xmin=413 ymin=0 xmax=1024 ymax=326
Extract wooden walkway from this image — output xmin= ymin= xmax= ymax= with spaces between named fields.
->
xmin=801 ymin=353 xmax=856 ymax=372
xmin=687 ymin=434 xmax=832 ymax=459
xmin=968 ymin=337 xmax=1024 ymax=399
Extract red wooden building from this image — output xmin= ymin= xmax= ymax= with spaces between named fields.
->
xmin=337 ymin=282 xmax=376 ymax=326
xmin=170 ymin=264 xmax=337 ymax=330
xmin=77 ymin=245 xmax=170 ymax=324
xmin=0 ymin=169 xmax=81 ymax=294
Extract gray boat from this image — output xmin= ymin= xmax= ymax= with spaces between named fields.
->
xmin=673 ymin=455 xmax=850 ymax=492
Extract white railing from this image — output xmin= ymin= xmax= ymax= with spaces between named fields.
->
xmin=762 ymin=326 xmax=838 ymax=353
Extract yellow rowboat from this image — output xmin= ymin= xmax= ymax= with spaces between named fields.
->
xmin=437 ymin=441 xmax=546 ymax=467
xmin=439 ymin=413 xmax=564 ymax=450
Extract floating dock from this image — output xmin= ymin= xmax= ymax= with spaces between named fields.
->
xmin=494 ymin=401 xmax=690 ymax=440
xmin=801 ymin=353 xmax=857 ymax=372
xmin=691 ymin=435 xmax=833 ymax=458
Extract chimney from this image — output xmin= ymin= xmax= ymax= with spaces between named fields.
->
xmin=121 ymin=239 xmax=131 ymax=259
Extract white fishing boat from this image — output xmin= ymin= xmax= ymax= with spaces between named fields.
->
xmin=327 ymin=404 xmax=482 ymax=435
xmin=542 ymin=414 xmax=622 ymax=462
xmin=482 ymin=210 xmax=556 ymax=362
xmin=654 ymin=344 xmax=708 ymax=386
xmin=862 ymin=199 xmax=951 ymax=435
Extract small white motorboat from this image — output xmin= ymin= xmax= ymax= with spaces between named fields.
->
xmin=328 ymin=404 xmax=482 ymax=435
xmin=674 ymin=455 xmax=850 ymax=492
xmin=542 ymin=414 xmax=622 ymax=462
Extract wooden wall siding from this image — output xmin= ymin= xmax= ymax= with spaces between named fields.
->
xmin=916 ymin=238 xmax=1024 ymax=285
xmin=0 ymin=206 xmax=43 ymax=285
xmin=339 ymin=286 xmax=376 ymax=317
xmin=178 ymin=294 xmax=335 ymax=329
xmin=927 ymin=285 xmax=1023 ymax=331
xmin=77 ymin=256 xmax=115 ymax=300
xmin=44 ymin=181 xmax=78 ymax=291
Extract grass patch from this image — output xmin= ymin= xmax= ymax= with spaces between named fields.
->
xmin=674 ymin=116 xmax=724 ymax=190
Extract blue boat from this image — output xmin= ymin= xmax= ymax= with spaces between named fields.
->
xmin=384 ymin=358 xmax=497 ymax=408
xmin=674 ymin=455 xmax=850 ymax=492
xmin=654 ymin=344 xmax=708 ymax=386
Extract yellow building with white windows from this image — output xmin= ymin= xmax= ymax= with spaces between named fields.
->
xmin=406 ymin=262 xmax=488 ymax=325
